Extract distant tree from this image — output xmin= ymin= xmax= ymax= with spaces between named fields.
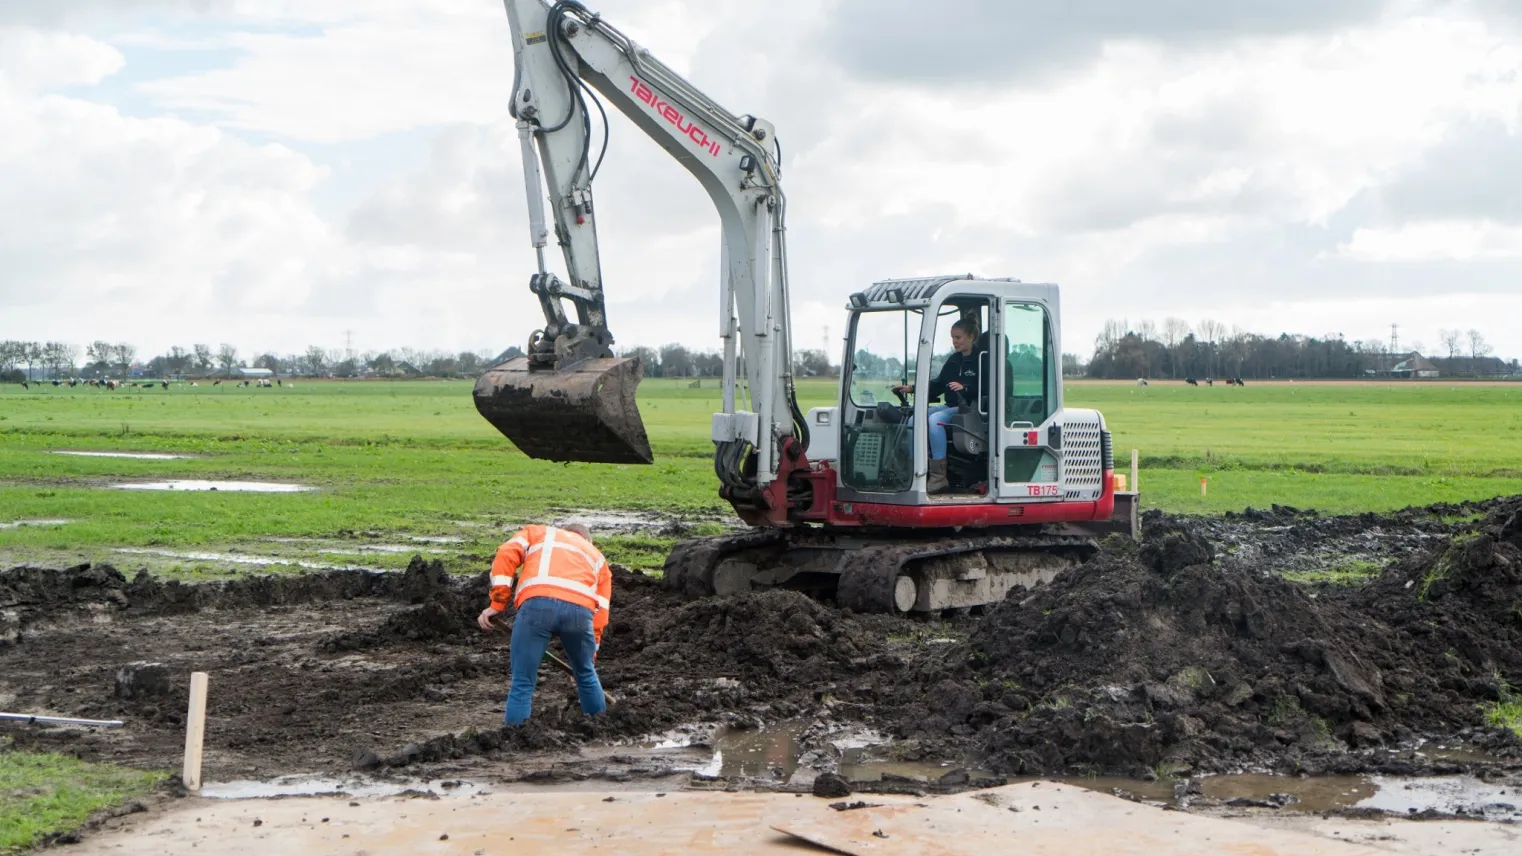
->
xmin=1440 ymin=328 xmax=1462 ymax=361
xmin=1062 ymin=353 xmax=1085 ymax=377
xmin=253 ymin=353 xmax=281 ymax=373
xmin=111 ymin=343 xmax=136 ymax=375
xmin=0 ymin=341 xmax=21 ymax=374
xmin=21 ymin=342 xmax=41 ymax=381
xmin=1468 ymin=329 xmax=1492 ymax=375
xmin=216 ymin=344 xmax=239 ymax=376
xmin=621 ymin=346 xmax=660 ymax=375
xmin=367 ymin=352 xmax=397 ymax=376
xmin=304 ymin=346 xmax=328 ymax=377
xmin=456 ymin=351 xmax=488 ymax=376
xmin=331 ymin=358 xmax=359 ymax=378
xmin=792 ymin=349 xmax=831 ymax=377
xmin=193 ymin=344 xmax=213 ymax=373
xmin=659 ymin=344 xmax=693 ymax=378
xmin=1160 ymin=317 xmax=1190 ymax=378
xmin=165 ymin=346 xmax=190 ymax=375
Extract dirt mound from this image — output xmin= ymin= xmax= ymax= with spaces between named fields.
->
xmin=4 ymin=497 xmax=1522 ymax=784
xmin=877 ymin=499 xmax=1522 ymax=777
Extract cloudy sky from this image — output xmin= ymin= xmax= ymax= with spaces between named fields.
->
xmin=2 ymin=0 xmax=1521 ymax=363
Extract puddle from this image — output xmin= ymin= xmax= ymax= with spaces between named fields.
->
xmin=0 ymin=519 xmax=70 ymax=530
xmin=408 ymin=536 xmax=465 ymax=544
xmin=51 ymin=451 xmax=192 ymax=460
xmin=639 ymin=719 xmax=1520 ymax=820
xmin=111 ymin=480 xmax=311 ymax=492
xmin=1058 ymin=773 xmax=1520 ymax=820
xmin=548 ymin=509 xmax=700 ymax=536
xmin=200 ymin=775 xmax=483 ymax=800
xmin=114 ymin=548 xmax=385 ymax=573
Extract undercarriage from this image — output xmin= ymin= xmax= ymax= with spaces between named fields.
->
xmin=662 ymin=527 xmax=1100 ymax=614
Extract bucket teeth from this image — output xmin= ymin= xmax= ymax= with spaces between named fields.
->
xmin=473 ymin=356 xmax=653 ymax=465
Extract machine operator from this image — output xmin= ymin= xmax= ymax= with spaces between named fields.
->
xmin=895 ymin=318 xmax=982 ymax=493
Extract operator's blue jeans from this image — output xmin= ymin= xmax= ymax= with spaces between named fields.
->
xmin=927 ymin=405 xmax=957 ymax=460
xmin=505 ymin=596 xmax=606 ymax=725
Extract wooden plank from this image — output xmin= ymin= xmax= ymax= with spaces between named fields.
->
xmin=181 ymin=671 xmax=208 ymax=791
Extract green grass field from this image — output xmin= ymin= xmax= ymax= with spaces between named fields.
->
xmin=0 ymin=378 xmax=1519 ymax=576
xmin=0 ymin=749 xmax=161 ymax=853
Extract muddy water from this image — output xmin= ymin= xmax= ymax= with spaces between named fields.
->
xmin=112 ymin=480 xmax=311 ymax=492
xmin=643 ymin=721 xmax=1521 ymax=821
xmin=200 ymin=776 xmax=484 ymax=800
xmin=114 ymin=548 xmax=386 ymax=573
xmin=0 ymin=519 xmax=69 ymax=530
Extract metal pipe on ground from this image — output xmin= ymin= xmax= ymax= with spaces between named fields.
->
xmin=0 ymin=712 xmax=124 ymax=727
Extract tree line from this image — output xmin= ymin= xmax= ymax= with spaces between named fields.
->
xmin=1 ymin=338 xmax=839 ymax=383
xmin=1082 ymin=320 xmax=1517 ymax=380
xmin=0 ymin=339 xmax=521 ymax=383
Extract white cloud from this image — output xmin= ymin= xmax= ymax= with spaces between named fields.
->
xmin=0 ymin=27 xmax=124 ymax=89
xmin=2 ymin=0 xmax=1522 ymax=364
xmin=1338 ymin=221 xmax=1522 ymax=260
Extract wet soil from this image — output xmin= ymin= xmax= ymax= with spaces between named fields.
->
xmin=1 ymin=496 xmax=1520 ymax=795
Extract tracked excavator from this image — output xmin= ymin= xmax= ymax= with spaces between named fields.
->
xmin=475 ymin=0 xmax=1138 ymax=614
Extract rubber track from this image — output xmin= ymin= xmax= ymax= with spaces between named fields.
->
xmin=665 ymin=529 xmax=1093 ymax=614
xmin=835 ymin=534 xmax=1095 ymax=614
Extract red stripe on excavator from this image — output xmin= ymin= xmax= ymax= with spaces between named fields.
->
xmin=825 ymin=470 xmax=1116 ymax=528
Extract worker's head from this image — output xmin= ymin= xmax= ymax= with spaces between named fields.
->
xmin=562 ymin=522 xmax=593 ymax=542
xmin=949 ymin=319 xmax=976 ymax=356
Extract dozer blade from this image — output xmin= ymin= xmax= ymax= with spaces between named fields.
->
xmin=473 ymin=356 xmax=653 ymax=464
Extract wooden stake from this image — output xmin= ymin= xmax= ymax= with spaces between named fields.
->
xmin=182 ymin=672 xmax=209 ymax=792
xmin=1130 ymin=449 xmax=1139 ymax=493
xmin=1200 ymin=477 xmax=1208 ymax=497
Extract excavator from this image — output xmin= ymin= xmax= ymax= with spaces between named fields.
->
xmin=475 ymin=0 xmax=1137 ymax=614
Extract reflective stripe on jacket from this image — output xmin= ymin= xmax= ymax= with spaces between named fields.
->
xmin=489 ymin=525 xmax=612 ymax=646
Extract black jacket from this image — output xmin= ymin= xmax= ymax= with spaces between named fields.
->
xmin=929 ymin=350 xmax=982 ymax=406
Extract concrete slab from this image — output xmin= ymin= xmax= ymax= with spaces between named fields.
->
xmin=66 ymin=782 xmax=1402 ymax=856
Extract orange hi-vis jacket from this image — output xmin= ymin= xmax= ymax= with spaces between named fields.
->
xmin=490 ymin=525 xmax=612 ymax=647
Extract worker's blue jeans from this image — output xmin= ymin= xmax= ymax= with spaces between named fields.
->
xmin=505 ymin=596 xmax=605 ymax=725
xmin=927 ymin=405 xmax=957 ymax=460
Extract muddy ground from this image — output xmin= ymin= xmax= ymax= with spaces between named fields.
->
xmin=2 ymin=497 xmax=1520 ymax=799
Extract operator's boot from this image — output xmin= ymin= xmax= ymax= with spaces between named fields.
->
xmin=927 ymin=457 xmax=950 ymax=494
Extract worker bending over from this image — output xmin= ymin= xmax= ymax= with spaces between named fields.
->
xmin=478 ymin=523 xmax=611 ymax=725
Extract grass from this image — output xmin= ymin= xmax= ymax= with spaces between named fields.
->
xmin=1482 ymin=682 xmax=1522 ymax=740
xmin=1283 ymin=557 xmax=1387 ymax=586
xmin=0 ymin=750 xmax=161 ymax=853
xmin=0 ymin=378 xmax=1518 ymax=577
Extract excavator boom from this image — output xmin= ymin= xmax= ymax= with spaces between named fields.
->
xmin=479 ymin=0 xmax=797 ymax=476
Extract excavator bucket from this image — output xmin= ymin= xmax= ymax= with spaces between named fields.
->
xmin=473 ymin=356 xmax=653 ymax=465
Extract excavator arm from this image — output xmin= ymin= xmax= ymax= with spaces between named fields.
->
xmin=476 ymin=0 xmax=807 ymax=500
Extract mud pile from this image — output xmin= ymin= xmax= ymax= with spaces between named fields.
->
xmin=3 ymin=498 xmax=1521 ymax=783
xmin=879 ymin=498 xmax=1522 ymax=776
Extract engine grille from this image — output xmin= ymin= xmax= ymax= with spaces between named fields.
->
xmin=1061 ymin=417 xmax=1104 ymax=500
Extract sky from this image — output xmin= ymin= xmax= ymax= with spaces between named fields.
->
xmin=2 ymin=0 xmax=1521 ymax=363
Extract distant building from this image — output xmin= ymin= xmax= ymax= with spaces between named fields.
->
xmin=238 ymin=367 xmax=275 ymax=379
xmin=1390 ymin=354 xmax=1440 ymax=379
xmin=1365 ymin=352 xmax=1439 ymax=378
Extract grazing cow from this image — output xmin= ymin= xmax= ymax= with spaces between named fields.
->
xmin=161 ymin=380 xmax=169 ymax=389
xmin=276 ymin=379 xmax=282 ymax=387
xmin=212 ymin=379 xmax=222 ymax=386
xmin=20 ymin=381 xmax=28 ymax=390
xmin=1206 ymin=377 xmax=1214 ymax=387
xmin=190 ymin=381 xmax=198 ymax=387
xmin=1136 ymin=378 xmax=1149 ymax=387
xmin=1185 ymin=377 xmax=1198 ymax=386
xmin=51 ymin=379 xmax=61 ymax=387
